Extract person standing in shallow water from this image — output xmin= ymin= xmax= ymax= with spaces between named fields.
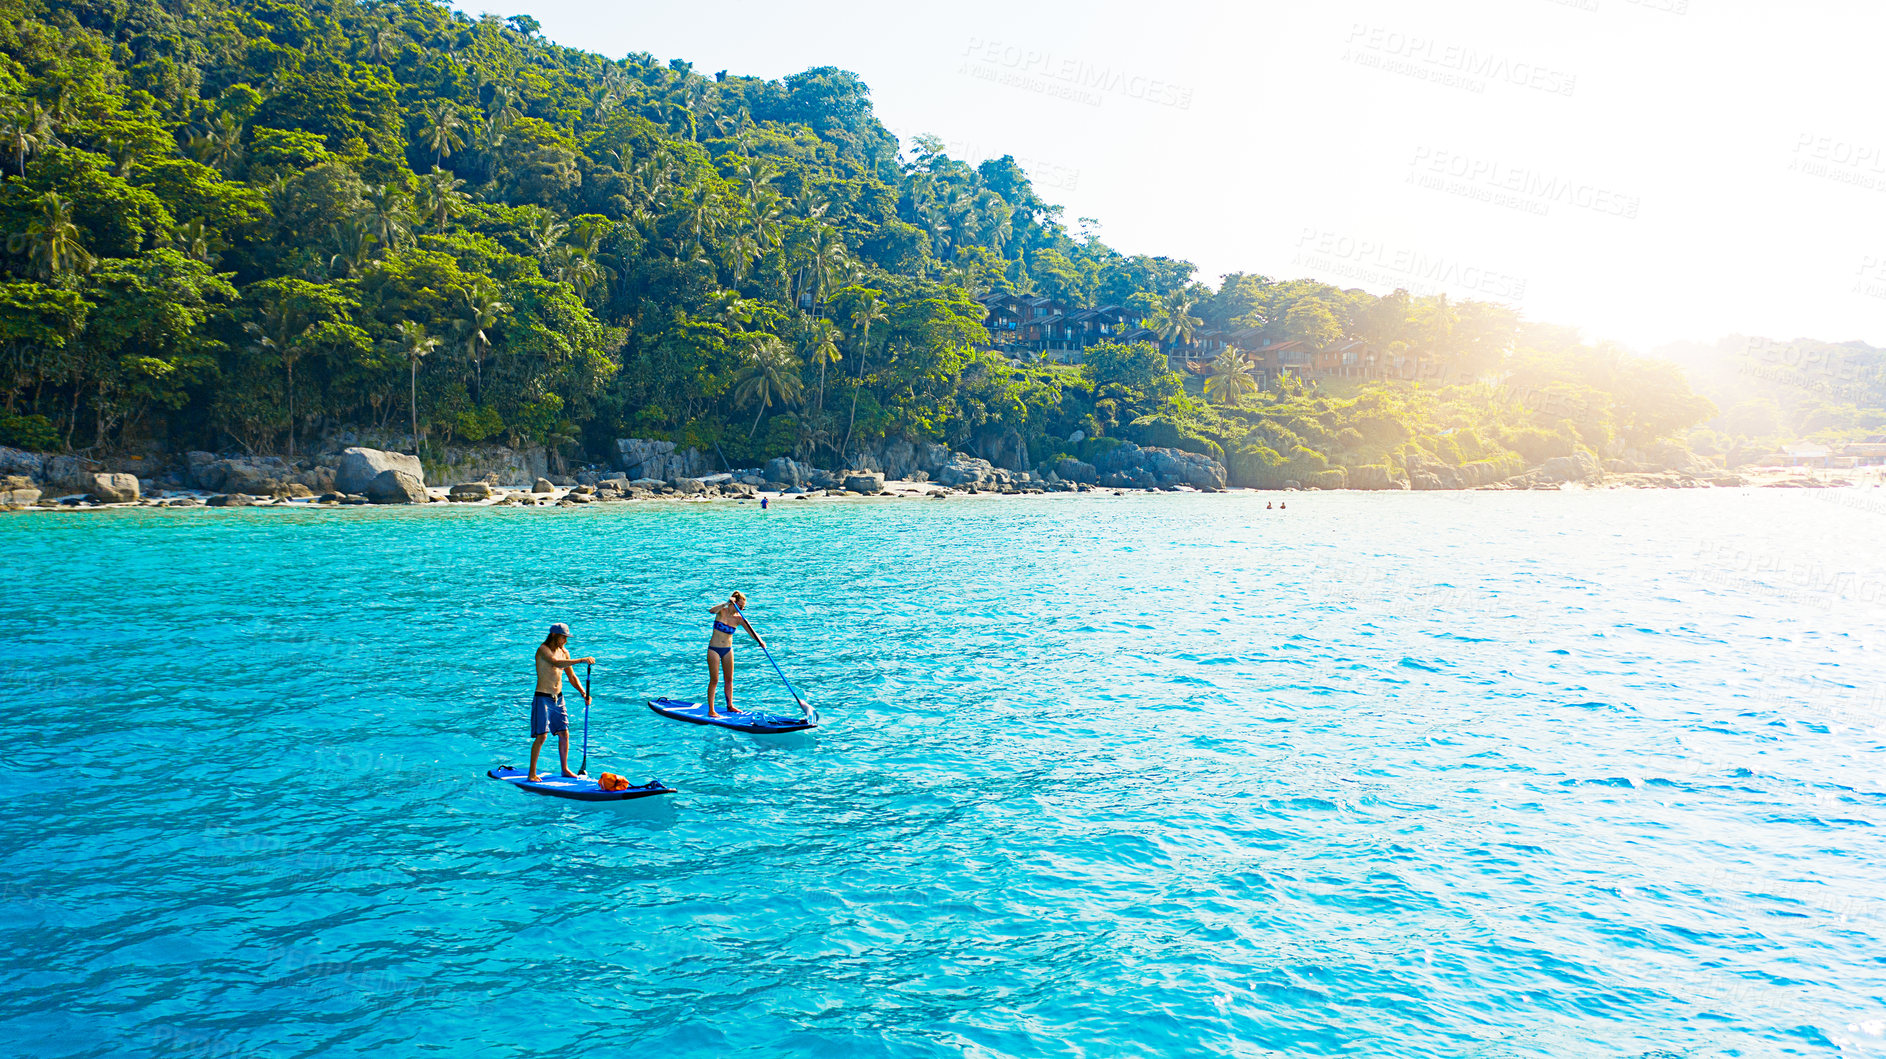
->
xmin=705 ymin=591 xmax=767 ymax=718
xmin=530 ymin=623 xmax=594 ymax=781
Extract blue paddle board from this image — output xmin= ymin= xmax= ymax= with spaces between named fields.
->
xmin=487 ymin=766 xmax=675 ymax=801
xmin=646 ymin=697 xmax=817 ymax=734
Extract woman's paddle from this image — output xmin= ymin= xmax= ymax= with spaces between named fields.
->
xmin=580 ymin=661 xmax=591 ymax=776
xmin=738 ymin=605 xmax=818 ymax=723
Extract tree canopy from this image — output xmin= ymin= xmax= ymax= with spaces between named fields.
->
xmin=0 ymin=0 xmax=1734 ymax=480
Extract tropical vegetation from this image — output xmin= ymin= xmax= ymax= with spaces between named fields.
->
xmin=0 ymin=0 xmax=1750 ymax=486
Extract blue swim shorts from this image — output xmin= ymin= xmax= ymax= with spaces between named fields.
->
xmin=530 ymin=692 xmax=568 ymax=737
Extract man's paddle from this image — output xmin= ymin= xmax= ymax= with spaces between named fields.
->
xmin=737 ymin=605 xmax=818 ymax=723
xmin=580 ymin=661 xmax=591 ymax=776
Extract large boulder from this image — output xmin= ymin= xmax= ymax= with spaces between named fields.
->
xmin=977 ymin=427 xmax=1032 ymax=472
xmin=763 ymin=456 xmax=810 ymax=488
xmin=43 ymin=454 xmax=99 ymax=492
xmin=336 ymin=447 xmax=424 ymax=494
xmin=189 ymin=455 xmax=291 ymax=494
xmin=1142 ymin=446 xmax=1226 ymax=490
xmin=183 ymin=451 xmax=218 ymax=487
xmin=843 ymin=471 xmax=885 ymax=495
xmin=102 ymin=452 xmax=163 ymax=480
xmin=1633 ymin=442 xmax=1715 ymax=476
xmin=914 ymin=441 xmax=953 ymax=477
xmin=1053 ymin=457 xmax=1098 ymax=485
xmin=877 ymin=438 xmax=919 ymax=480
xmin=296 ymin=466 xmax=337 ymax=493
xmin=0 ymin=475 xmax=41 ymax=506
xmin=1101 ymin=467 xmax=1158 ymax=490
xmin=1348 ymin=464 xmax=1408 ymax=490
xmin=88 ymin=473 xmax=140 ymax=503
xmin=1539 ymin=452 xmax=1602 ymax=483
xmin=615 ymin=438 xmax=709 ymax=480
xmin=1093 ymin=442 xmax=1148 ymax=476
xmin=226 ymin=465 xmax=281 ymax=496
xmin=0 ymin=446 xmax=44 ymax=479
xmin=366 ymin=469 xmax=426 ymax=504
xmin=934 ymin=453 xmax=999 ymax=488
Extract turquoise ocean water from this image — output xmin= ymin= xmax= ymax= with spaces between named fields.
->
xmin=3 ymin=491 xmax=1884 ymax=1057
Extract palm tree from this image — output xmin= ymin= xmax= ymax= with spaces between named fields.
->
xmin=676 ymin=184 xmax=727 ymax=259
xmin=792 ymin=184 xmax=829 ymax=221
xmin=389 ymin=322 xmax=439 ymax=453
xmin=725 ymin=230 xmax=760 ymax=284
xmin=981 ymin=199 xmax=1013 ymax=255
xmin=1 ymin=101 xmax=54 ymax=176
xmin=25 ymin=194 xmax=93 ymax=279
xmin=734 ymin=157 xmax=777 ymax=201
xmin=802 ymin=225 xmax=848 ymax=309
xmin=365 ymin=21 xmax=405 ymax=64
xmin=364 ymin=184 xmax=412 ymax=251
xmin=188 ymin=112 xmax=244 ymax=173
xmin=415 ymin=167 xmax=467 ymax=229
xmin=458 ymin=282 xmax=510 ymax=402
xmin=838 ymin=290 xmax=888 ymax=460
xmin=733 ymin=334 xmax=803 ymax=437
xmin=747 ymin=187 xmax=783 ymax=241
xmin=243 ymin=288 xmax=326 ymax=458
xmin=1156 ymin=292 xmax=1201 ymax=349
xmin=171 ymin=218 xmax=225 ymax=263
xmin=547 ymin=245 xmax=611 ymax=301
xmin=805 ymin=318 xmax=842 ymax=413
xmin=524 ymin=208 xmax=568 ymax=257
xmin=328 ymin=218 xmax=378 ymax=277
xmin=418 ymin=101 xmax=466 ymax=168
xmin=1203 ymin=349 xmax=1260 ymax=406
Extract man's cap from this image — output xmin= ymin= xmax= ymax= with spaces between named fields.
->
xmin=548 ymin=622 xmax=570 ymax=637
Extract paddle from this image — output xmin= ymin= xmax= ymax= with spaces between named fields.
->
xmin=580 ymin=661 xmax=591 ymax=776
xmin=737 ymin=604 xmax=818 ymax=724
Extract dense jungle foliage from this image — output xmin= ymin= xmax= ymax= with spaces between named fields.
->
xmin=0 ymin=0 xmax=1733 ymax=483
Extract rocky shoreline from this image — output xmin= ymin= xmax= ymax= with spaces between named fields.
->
xmin=0 ymin=439 xmax=1872 ymax=512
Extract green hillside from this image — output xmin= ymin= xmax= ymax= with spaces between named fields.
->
xmin=0 ymin=0 xmax=1723 ymax=483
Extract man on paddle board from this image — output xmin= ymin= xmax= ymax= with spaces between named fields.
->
xmin=705 ymin=592 xmax=767 ymax=718
xmin=531 ymin=623 xmax=594 ymax=781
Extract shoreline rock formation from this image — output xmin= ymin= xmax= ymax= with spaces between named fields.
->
xmin=0 ymin=435 xmax=1860 ymax=512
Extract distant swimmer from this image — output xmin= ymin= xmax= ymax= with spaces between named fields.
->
xmin=705 ymin=591 xmax=767 ymax=718
xmin=530 ymin=623 xmax=594 ymax=781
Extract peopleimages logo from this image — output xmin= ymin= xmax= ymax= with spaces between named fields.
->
xmin=1789 ymin=133 xmax=1886 ymax=192
xmin=1407 ymin=147 xmax=1641 ymax=219
xmin=938 ymin=136 xmax=1081 ymax=192
xmin=1343 ymin=24 xmax=1577 ymax=97
xmin=1857 ymin=256 xmax=1886 ymax=302
xmin=1292 ymin=228 xmax=1529 ymax=302
xmin=959 ymin=38 xmax=1195 ymax=110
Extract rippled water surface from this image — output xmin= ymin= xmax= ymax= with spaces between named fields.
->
xmin=5 ymin=491 xmax=1885 ymax=1058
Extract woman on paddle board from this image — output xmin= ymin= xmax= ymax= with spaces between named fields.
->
xmin=705 ymin=591 xmax=767 ymax=718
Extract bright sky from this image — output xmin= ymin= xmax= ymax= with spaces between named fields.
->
xmin=457 ymin=0 xmax=1886 ymax=351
